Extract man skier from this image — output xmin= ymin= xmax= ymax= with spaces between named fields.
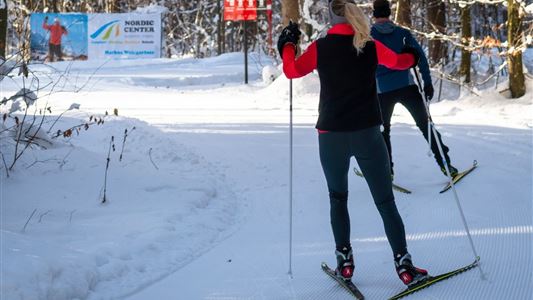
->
xmin=371 ymin=0 xmax=458 ymax=177
xmin=42 ymin=16 xmax=68 ymax=62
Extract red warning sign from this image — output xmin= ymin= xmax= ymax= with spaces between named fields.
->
xmin=224 ymin=0 xmax=258 ymax=21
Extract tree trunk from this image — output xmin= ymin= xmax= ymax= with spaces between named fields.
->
xmin=459 ymin=5 xmax=471 ymax=83
xmin=221 ymin=19 xmax=226 ymax=54
xmin=0 ymin=0 xmax=7 ymax=58
xmin=395 ymin=0 xmax=411 ymax=27
xmin=507 ymin=0 xmax=525 ymax=98
xmin=427 ymin=0 xmax=446 ymax=65
xmin=51 ymin=0 xmax=58 ymax=12
xmin=106 ymin=0 xmax=119 ymax=13
xmin=281 ymin=0 xmax=299 ymax=26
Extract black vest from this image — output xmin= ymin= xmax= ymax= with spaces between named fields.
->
xmin=316 ymin=35 xmax=382 ymax=131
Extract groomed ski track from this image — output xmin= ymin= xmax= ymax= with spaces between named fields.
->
xmin=124 ymin=93 xmax=532 ymax=298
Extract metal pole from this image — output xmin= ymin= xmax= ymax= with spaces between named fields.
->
xmin=288 ymin=79 xmax=293 ymax=278
xmin=413 ymin=68 xmax=483 ymax=276
xmin=413 ymin=70 xmax=434 ymax=157
xmin=217 ymin=0 xmax=222 ymax=55
xmin=243 ymin=20 xmax=249 ymax=84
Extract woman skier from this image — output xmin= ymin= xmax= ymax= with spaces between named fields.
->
xmin=277 ymin=0 xmax=429 ymax=287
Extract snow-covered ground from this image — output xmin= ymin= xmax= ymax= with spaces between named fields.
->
xmin=1 ymin=51 xmax=532 ymax=300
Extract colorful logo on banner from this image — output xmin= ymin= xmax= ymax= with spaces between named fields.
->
xmin=224 ymin=0 xmax=257 ymax=21
xmin=90 ymin=20 xmax=120 ymax=41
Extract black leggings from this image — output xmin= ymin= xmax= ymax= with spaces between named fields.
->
xmin=379 ymin=85 xmax=450 ymax=173
xmin=48 ymin=43 xmax=63 ymax=62
xmin=319 ymin=126 xmax=407 ymax=256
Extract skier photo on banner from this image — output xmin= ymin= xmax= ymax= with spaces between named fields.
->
xmin=278 ymin=0 xmax=430 ymax=294
xmin=370 ymin=0 xmax=459 ymax=178
xmin=42 ymin=16 xmax=68 ymax=62
xmin=30 ymin=13 xmax=88 ymax=62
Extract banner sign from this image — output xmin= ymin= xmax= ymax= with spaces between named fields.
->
xmin=224 ymin=0 xmax=257 ymax=21
xmin=256 ymin=0 xmax=272 ymax=22
xmin=88 ymin=13 xmax=161 ymax=59
xmin=256 ymin=0 xmax=272 ymax=12
xmin=30 ymin=13 xmax=88 ymax=62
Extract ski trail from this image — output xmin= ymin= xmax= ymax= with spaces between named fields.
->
xmin=127 ymin=121 xmax=532 ymax=300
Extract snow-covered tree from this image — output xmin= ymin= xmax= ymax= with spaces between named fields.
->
xmin=459 ymin=4 xmax=472 ymax=83
xmin=506 ymin=0 xmax=526 ymax=98
xmin=0 ymin=0 xmax=6 ymax=57
xmin=395 ymin=0 xmax=411 ymax=27
xmin=282 ymin=0 xmax=300 ymax=26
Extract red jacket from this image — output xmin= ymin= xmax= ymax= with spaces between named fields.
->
xmin=43 ymin=22 xmax=68 ymax=45
xmin=282 ymin=23 xmax=414 ymax=79
xmin=281 ymin=23 xmax=416 ymax=131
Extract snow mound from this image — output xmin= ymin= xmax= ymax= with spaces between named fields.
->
xmin=428 ymin=77 xmax=533 ymax=128
xmin=262 ymin=65 xmax=282 ymax=84
xmin=263 ymin=68 xmax=320 ymax=98
xmin=134 ymin=4 xmax=167 ymax=14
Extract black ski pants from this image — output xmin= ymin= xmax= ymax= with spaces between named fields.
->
xmin=319 ymin=126 xmax=407 ymax=256
xmin=379 ymin=85 xmax=451 ymax=173
xmin=48 ymin=43 xmax=63 ymax=62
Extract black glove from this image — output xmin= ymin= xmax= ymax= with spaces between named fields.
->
xmin=424 ymin=84 xmax=434 ymax=101
xmin=277 ymin=21 xmax=301 ymax=58
xmin=44 ymin=16 xmax=49 ymax=22
xmin=400 ymin=45 xmax=420 ymax=68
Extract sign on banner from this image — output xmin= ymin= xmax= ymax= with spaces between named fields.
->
xmin=88 ymin=13 xmax=161 ymax=59
xmin=256 ymin=0 xmax=272 ymax=11
xmin=224 ymin=0 xmax=257 ymax=21
xmin=256 ymin=0 xmax=272 ymax=21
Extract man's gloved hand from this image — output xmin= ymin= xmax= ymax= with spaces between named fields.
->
xmin=277 ymin=21 xmax=301 ymax=58
xmin=400 ymin=45 xmax=420 ymax=68
xmin=424 ymin=84 xmax=434 ymax=101
xmin=44 ymin=16 xmax=49 ymax=22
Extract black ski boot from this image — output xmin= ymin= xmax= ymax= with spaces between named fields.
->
xmin=395 ymin=253 xmax=429 ymax=287
xmin=335 ymin=246 xmax=354 ymax=281
xmin=440 ymin=165 xmax=458 ymax=177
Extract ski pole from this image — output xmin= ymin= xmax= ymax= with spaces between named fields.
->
xmin=426 ymin=113 xmax=432 ymax=157
xmin=413 ymin=67 xmax=484 ymax=277
xmin=288 ymin=79 xmax=294 ymax=278
xmin=404 ymin=38 xmax=432 ymax=156
xmin=412 ymin=69 xmax=433 ymax=157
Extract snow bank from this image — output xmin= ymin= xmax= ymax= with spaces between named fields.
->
xmin=13 ymin=52 xmax=272 ymax=92
xmin=262 ymin=69 xmax=320 ymax=98
xmin=1 ymin=111 xmax=242 ymax=300
xmin=134 ymin=4 xmax=167 ymax=14
xmin=428 ymin=77 xmax=533 ymax=129
xmin=262 ymin=65 xmax=282 ymax=84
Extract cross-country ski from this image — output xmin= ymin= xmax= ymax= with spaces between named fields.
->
xmin=322 ymin=262 xmax=365 ymax=299
xmin=354 ymin=167 xmax=412 ymax=194
xmin=388 ymin=258 xmax=480 ymax=300
xmin=440 ymin=161 xmax=478 ymax=193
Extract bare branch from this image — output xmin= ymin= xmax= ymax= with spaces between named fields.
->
xmin=21 ymin=208 xmax=37 ymax=233
xmin=119 ymin=127 xmax=135 ymax=162
xmin=149 ymin=147 xmax=159 ymax=170
xmin=102 ymin=136 xmax=115 ymax=204
xmin=38 ymin=210 xmax=52 ymax=223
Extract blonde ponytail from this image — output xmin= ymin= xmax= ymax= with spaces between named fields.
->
xmin=331 ymin=0 xmax=373 ymax=54
xmin=345 ymin=3 xmax=372 ymax=53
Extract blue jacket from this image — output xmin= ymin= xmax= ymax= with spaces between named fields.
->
xmin=371 ymin=20 xmax=432 ymax=94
